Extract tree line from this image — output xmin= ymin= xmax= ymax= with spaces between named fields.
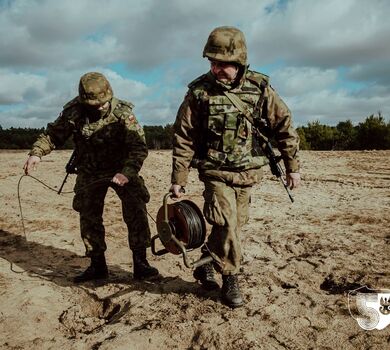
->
xmin=1 ymin=114 xmax=389 ymax=150
xmin=0 ymin=124 xmax=174 ymax=150
xmin=296 ymin=113 xmax=390 ymax=150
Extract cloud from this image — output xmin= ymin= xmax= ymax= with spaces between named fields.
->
xmin=0 ymin=0 xmax=131 ymax=68
xmin=0 ymin=0 xmax=269 ymax=70
xmin=0 ymin=70 xmax=46 ymax=104
xmin=268 ymin=65 xmax=390 ymax=125
xmin=0 ymin=67 xmax=156 ymax=127
xmin=285 ymin=85 xmax=390 ymax=126
xmin=0 ymin=0 xmax=389 ymax=128
xmin=271 ymin=66 xmax=338 ymax=97
xmin=347 ymin=62 xmax=390 ymax=89
xmin=248 ymin=0 xmax=390 ymax=69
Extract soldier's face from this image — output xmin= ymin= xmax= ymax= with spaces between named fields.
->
xmin=82 ymin=101 xmax=110 ymax=120
xmin=98 ymin=101 xmax=110 ymax=111
xmin=210 ymin=61 xmax=239 ymax=83
xmin=97 ymin=101 xmax=110 ymax=113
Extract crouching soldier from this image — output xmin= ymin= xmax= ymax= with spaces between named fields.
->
xmin=24 ymin=72 xmax=159 ymax=282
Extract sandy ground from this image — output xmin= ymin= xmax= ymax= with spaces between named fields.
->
xmin=0 ymin=149 xmax=389 ymax=350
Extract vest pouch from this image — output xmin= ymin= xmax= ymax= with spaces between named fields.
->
xmin=224 ymin=153 xmax=268 ymax=170
xmin=208 ymin=113 xmax=224 ymax=135
xmin=222 ymin=113 xmax=242 ymax=153
xmin=237 ymin=118 xmax=249 ymax=140
xmin=204 ymin=148 xmax=227 ymax=168
xmin=207 ymin=113 xmax=224 ymax=150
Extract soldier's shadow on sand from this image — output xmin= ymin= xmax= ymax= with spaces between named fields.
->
xmin=0 ymin=229 xmax=219 ymax=301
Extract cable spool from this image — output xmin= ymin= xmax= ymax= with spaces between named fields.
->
xmin=151 ymin=193 xmax=214 ymax=269
xmin=155 ymin=199 xmax=206 ymax=255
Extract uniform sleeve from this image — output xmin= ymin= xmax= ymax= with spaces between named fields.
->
xmin=171 ymin=91 xmax=199 ymax=187
xmin=121 ymin=114 xmax=148 ymax=178
xmin=29 ymin=111 xmax=74 ymax=157
xmin=265 ymin=86 xmax=300 ymax=173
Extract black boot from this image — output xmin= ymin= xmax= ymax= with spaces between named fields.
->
xmin=132 ymin=247 xmax=159 ymax=280
xmin=221 ymin=275 xmax=244 ymax=308
xmin=193 ymin=260 xmax=219 ymax=290
xmin=73 ymin=254 xmax=108 ymax=283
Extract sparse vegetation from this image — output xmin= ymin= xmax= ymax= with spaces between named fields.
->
xmin=1 ymin=114 xmax=389 ymax=150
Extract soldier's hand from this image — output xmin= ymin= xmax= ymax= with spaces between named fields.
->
xmin=170 ymin=184 xmax=184 ymax=199
xmin=23 ymin=155 xmax=40 ymax=175
xmin=286 ymin=172 xmax=301 ymax=190
xmin=112 ymin=173 xmax=129 ymax=186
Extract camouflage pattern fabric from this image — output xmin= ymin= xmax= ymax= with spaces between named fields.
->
xmin=171 ymin=66 xmax=300 ymax=275
xmin=199 ymin=168 xmax=263 ymax=187
xmin=29 ymin=96 xmax=151 ymax=257
xmin=202 ymin=177 xmax=251 ymax=274
xmin=172 ymin=69 xmax=300 ymax=186
xmin=203 ymin=26 xmax=247 ymax=66
xmin=78 ymin=72 xmax=113 ymax=106
xmin=30 ymin=97 xmax=147 ymax=178
xmin=73 ymin=172 xmax=151 ymax=257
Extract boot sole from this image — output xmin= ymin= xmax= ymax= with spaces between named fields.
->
xmin=133 ymin=271 xmax=160 ymax=281
xmin=193 ymin=271 xmax=220 ymax=290
xmin=73 ymin=273 xmax=109 ymax=284
xmin=221 ymin=297 xmax=244 ymax=308
xmin=199 ymin=280 xmax=220 ymax=291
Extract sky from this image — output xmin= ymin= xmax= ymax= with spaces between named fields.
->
xmin=0 ymin=0 xmax=389 ymax=128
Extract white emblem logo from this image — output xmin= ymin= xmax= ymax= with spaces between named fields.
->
xmin=348 ymin=286 xmax=390 ymax=330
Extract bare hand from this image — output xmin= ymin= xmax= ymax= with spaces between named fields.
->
xmin=170 ymin=184 xmax=184 ymax=198
xmin=286 ymin=172 xmax=301 ymax=190
xmin=112 ymin=173 xmax=129 ymax=186
xmin=23 ymin=155 xmax=41 ymax=175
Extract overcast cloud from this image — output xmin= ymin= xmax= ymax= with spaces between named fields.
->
xmin=0 ymin=0 xmax=389 ymax=128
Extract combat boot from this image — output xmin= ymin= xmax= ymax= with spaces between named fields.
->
xmin=221 ymin=275 xmax=244 ymax=308
xmin=193 ymin=259 xmax=219 ymax=290
xmin=73 ymin=254 xmax=108 ymax=283
xmin=132 ymin=247 xmax=159 ymax=280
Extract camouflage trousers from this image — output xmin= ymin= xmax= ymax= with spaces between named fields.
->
xmin=199 ymin=168 xmax=261 ymax=275
xmin=72 ymin=172 xmax=151 ymax=258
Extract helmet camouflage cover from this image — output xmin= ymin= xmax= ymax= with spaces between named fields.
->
xmin=78 ymin=72 xmax=113 ymax=106
xmin=203 ymin=26 xmax=247 ymax=66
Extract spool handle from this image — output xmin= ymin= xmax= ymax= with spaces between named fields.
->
xmin=151 ymin=235 xmax=169 ymax=256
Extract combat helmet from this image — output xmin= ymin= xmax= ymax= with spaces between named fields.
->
xmin=78 ymin=72 xmax=113 ymax=106
xmin=203 ymin=26 xmax=247 ymax=66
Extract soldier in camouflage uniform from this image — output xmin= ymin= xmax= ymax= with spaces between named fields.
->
xmin=24 ymin=72 xmax=159 ymax=283
xmin=170 ymin=27 xmax=300 ymax=308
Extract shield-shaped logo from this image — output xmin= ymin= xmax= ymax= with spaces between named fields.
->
xmin=348 ymin=286 xmax=390 ymax=330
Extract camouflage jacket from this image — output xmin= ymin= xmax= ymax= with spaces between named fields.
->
xmin=172 ymin=70 xmax=300 ymax=186
xmin=29 ymin=97 xmax=148 ymax=178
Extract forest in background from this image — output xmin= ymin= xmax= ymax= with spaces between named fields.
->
xmin=1 ymin=113 xmax=389 ymax=151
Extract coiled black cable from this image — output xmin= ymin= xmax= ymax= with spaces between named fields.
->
xmin=175 ymin=201 xmax=205 ymax=249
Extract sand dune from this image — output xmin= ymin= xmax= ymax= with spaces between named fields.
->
xmin=1 ymin=150 xmax=389 ymax=349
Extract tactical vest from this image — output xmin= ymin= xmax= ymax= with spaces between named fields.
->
xmin=63 ymin=97 xmax=135 ymax=175
xmin=189 ymin=70 xmax=269 ymax=171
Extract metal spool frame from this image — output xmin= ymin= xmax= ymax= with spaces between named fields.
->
xmin=151 ymin=193 xmax=213 ymax=269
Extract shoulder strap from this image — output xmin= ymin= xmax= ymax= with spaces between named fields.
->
xmin=111 ymin=97 xmax=120 ymax=113
xmin=246 ymin=70 xmax=269 ymax=88
xmin=223 ymin=91 xmax=269 ymax=142
xmin=223 ymin=91 xmax=255 ymax=125
xmin=188 ymin=74 xmax=208 ymax=89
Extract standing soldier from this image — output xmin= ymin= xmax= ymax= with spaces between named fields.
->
xmin=170 ymin=27 xmax=300 ymax=308
xmin=24 ymin=72 xmax=159 ymax=283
